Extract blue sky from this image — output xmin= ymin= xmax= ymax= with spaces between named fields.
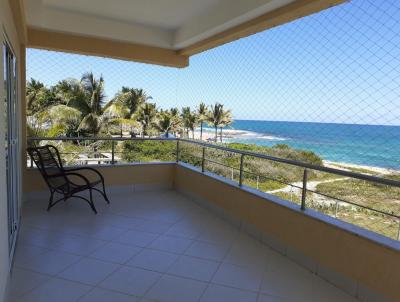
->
xmin=27 ymin=0 xmax=400 ymax=126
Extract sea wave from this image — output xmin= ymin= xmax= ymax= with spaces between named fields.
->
xmin=254 ymin=135 xmax=287 ymax=141
xmin=199 ymin=127 xmax=287 ymax=141
xmin=214 ymin=128 xmax=287 ymax=141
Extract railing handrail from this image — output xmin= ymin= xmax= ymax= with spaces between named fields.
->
xmin=178 ymin=138 xmax=400 ymax=188
xmin=27 ymin=136 xmax=400 ymax=240
xmin=27 ymin=136 xmax=400 ymax=188
xmin=28 ymin=136 xmax=177 ymax=141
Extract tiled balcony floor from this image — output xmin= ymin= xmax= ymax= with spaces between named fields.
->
xmin=9 ymin=190 xmax=359 ymax=302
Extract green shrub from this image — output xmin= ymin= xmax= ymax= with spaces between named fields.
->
xmin=122 ymin=140 xmax=175 ymax=162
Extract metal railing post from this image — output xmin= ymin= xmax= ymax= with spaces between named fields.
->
xmin=256 ymin=176 xmax=259 ymax=190
xmin=239 ymin=154 xmax=244 ymax=187
xmin=176 ymin=139 xmax=180 ymax=163
xmin=301 ymin=169 xmax=308 ymax=210
xmin=201 ymin=146 xmax=205 ymax=172
xmin=397 ymin=220 xmax=400 ymax=241
xmin=30 ymin=156 xmax=33 ymax=168
xmin=111 ymin=140 xmax=115 ymax=165
xmin=335 ymin=201 xmax=339 ymax=218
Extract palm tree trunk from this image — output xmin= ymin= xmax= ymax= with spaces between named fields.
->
xmin=214 ymin=126 xmax=218 ymax=142
xmin=192 ymin=129 xmax=194 ymax=140
xmin=200 ymin=123 xmax=203 ymax=140
xmin=220 ymin=127 xmax=223 ymax=142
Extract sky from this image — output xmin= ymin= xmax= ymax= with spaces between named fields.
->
xmin=26 ymin=0 xmax=400 ymax=126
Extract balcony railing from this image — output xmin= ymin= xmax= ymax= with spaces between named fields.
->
xmin=27 ymin=137 xmax=400 ymax=241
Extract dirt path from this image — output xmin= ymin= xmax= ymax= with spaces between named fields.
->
xmin=267 ymin=177 xmax=348 ymax=194
xmin=266 ymin=177 xmax=349 ymax=206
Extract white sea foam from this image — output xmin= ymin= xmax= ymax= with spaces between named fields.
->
xmin=227 ymin=129 xmax=287 ymax=141
xmin=200 ymin=127 xmax=287 ymax=141
xmin=254 ymin=135 xmax=287 ymax=141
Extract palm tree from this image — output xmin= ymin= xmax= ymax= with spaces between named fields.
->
xmin=26 ymin=79 xmax=60 ymax=117
xmin=103 ymin=102 xmax=130 ymax=137
xmin=219 ymin=108 xmax=233 ymax=142
xmin=26 ymin=79 xmax=44 ymax=113
xmin=26 ymin=79 xmax=54 ymax=134
xmin=187 ymin=111 xmax=198 ymax=140
xmin=155 ymin=110 xmax=180 ymax=137
xmin=48 ymin=105 xmax=81 ymax=136
xmin=181 ymin=107 xmax=192 ymax=138
xmin=169 ymin=107 xmax=181 ymax=136
xmin=53 ymin=79 xmax=88 ymax=112
xmin=135 ymin=103 xmax=157 ymax=137
xmin=113 ymin=87 xmax=152 ymax=116
xmin=197 ymin=102 xmax=208 ymax=140
xmin=77 ymin=72 xmax=106 ymax=136
xmin=207 ymin=103 xmax=224 ymax=142
xmin=81 ymin=72 xmax=105 ymax=115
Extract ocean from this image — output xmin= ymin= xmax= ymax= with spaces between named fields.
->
xmin=207 ymin=120 xmax=400 ymax=170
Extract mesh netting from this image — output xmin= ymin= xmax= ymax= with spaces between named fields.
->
xmin=26 ymin=0 xmax=400 ymax=239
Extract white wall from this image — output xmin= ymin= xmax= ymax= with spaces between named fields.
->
xmin=0 ymin=0 xmax=22 ymax=301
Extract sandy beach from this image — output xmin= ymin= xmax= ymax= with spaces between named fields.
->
xmin=323 ymin=160 xmax=397 ymax=175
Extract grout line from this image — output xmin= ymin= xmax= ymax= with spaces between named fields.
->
xmin=15 ymin=190 xmax=364 ymax=302
xmin=195 ymin=233 xmax=238 ymax=302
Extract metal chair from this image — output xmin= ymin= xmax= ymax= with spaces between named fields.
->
xmin=27 ymin=145 xmax=110 ymax=214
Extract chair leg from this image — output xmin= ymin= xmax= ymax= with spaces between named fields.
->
xmin=101 ymin=180 xmax=110 ymax=204
xmin=47 ymin=191 xmax=54 ymax=211
xmin=88 ymin=188 xmax=98 ymax=214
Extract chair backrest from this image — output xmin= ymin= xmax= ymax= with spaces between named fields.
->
xmin=27 ymin=145 xmax=69 ymax=191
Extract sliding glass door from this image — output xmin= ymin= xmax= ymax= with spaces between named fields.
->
xmin=3 ymin=40 xmax=20 ymax=258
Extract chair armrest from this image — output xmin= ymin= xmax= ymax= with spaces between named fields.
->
xmin=63 ymin=172 xmax=91 ymax=187
xmin=65 ymin=167 xmax=105 ymax=182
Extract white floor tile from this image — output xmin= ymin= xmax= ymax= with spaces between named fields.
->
xmin=9 ymin=268 xmax=50 ymax=300
xmin=260 ymin=263 xmax=314 ymax=300
xmin=99 ymin=266 xmax=161 ymax=296
xmin=212 ymin=263 xmax=264 ymax=292
xmin=15 ymin=190 xmax=361 ymax=302
xmin=99 ymin=214 xmax=143 ymax=229
xmin=200 ymin=284 xmax=258 ymax=302
xmin=257 ymin=294 xmax=292 ymax=302
xmin=86 ymin=225 xmax=128 ymax=241
xmin=127 ymin=248 xmax=178 ymax=272
xmin=58 ymin=258 xmax=119 ymax=285
xmin=53 ymin=235 xmax=107 ymax=256
xmin=89 ymin=242 xmax=142 ymax=264
xmin=224 ymin=236 xmax=268 ymax=269
xmin=16 ymin=250 xmax=81 ymax=275
xmin=148 ymin=235 xmax=193 ymax=254
xmin=114 ymin=230 xmax=159 ymax=247
xmin=17 ymin=277 xmax=91 ymax=302
xmin=78 ymin=288 xmax=139 ymax=302
xmin=312 ymin=278 xmax=360 ymax=302
xmin=133 ymin=220 xmax=173 ymax=234
xmin=13 ymin=244 xmax=50 ymax=266
xmin=167 ymin=255 xmax=220 ymax=282
xmin=17 ymin=227 xmax=62 ymax=249
xmin=185 ymin=241 xmax=228 ymax=261
xmin=165 ymin=223 xmax=201 ymax=239
xmin=145 ymin=275 xmax=207 ymax=302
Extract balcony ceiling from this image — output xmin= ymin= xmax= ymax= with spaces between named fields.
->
xmin=26 ymin=0 xmax=299 ymax=50
xmin=21 ymin=0 xmax=344 ymax=67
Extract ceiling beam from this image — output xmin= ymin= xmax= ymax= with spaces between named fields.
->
xmin=27 ymin=28 xmax=189 ymax=68
xmin=8 ymin=0 xmax=27 ymax=43
xmin=178 ymin=0 xmax=347 ymax=56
